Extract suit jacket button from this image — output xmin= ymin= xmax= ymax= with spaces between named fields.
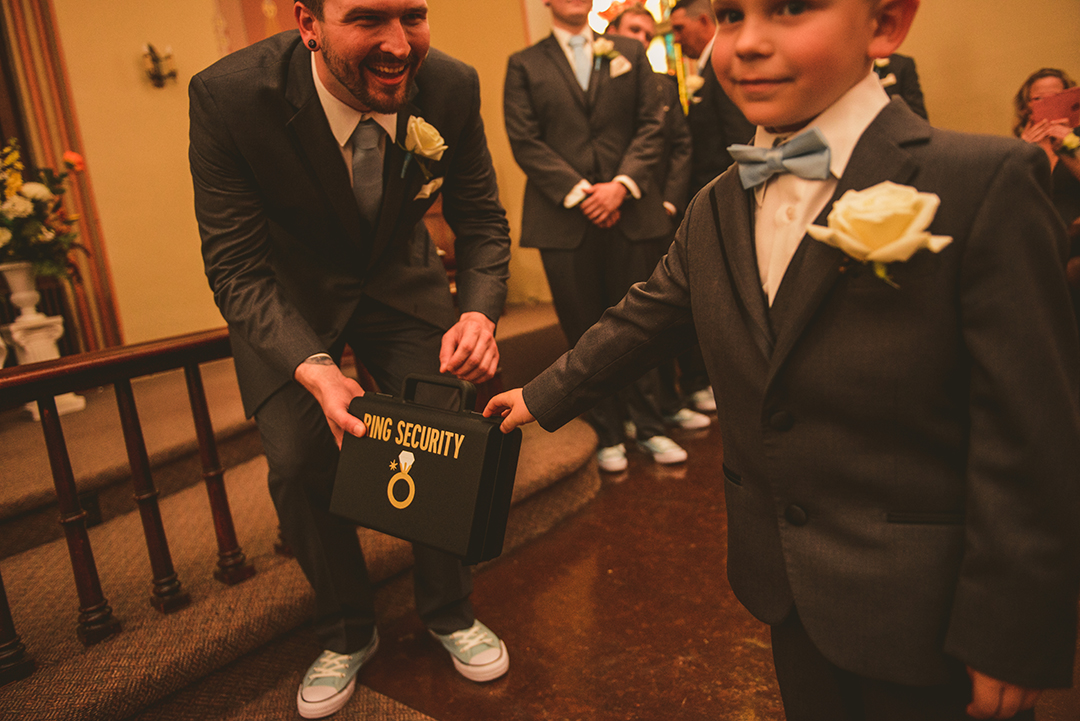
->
xmin=785 ymin=505 xmax=808 ymax=526
xmin=770 ymin=411 xmax=794 ymax=431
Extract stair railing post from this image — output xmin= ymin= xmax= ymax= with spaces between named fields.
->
xmin=183 ymin=363 xmax=255 ymax=585
xmin=38 ymin=395 xmax=122 ymax=645
xmin=114 ymin=378 xmax=192 ymax=613
xmin=0 ymin=567 xmax=35 ymax=685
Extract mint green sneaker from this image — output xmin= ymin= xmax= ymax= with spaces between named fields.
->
xmin=430 ymin=620 xmax=509 ymax=682
xmin=297 ymin=629 xmax=379 ymax=719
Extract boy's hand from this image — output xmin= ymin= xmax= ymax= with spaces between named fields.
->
xmin=966 ymin=667 xmax=1040 ymax=719
xmin=483 ymin=388 xmax=536 ymax=433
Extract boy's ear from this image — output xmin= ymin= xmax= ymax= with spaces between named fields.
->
xmin=868 ymin=0 xmax=920 ymax=59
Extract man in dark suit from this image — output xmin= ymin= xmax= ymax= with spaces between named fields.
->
xmin=503 ymin=0 xmax=689 ymax=471
xmin=189 ymin=0 xmax=511 ymax=716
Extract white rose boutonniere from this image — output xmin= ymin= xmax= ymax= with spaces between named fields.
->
xmin=1058 ymin=131 xmax=1079 ymax=157
xmin=806 ymin=181 xmax=953 ymax=287
xmin=685 ymin=74 xmax=705 ymax=104
xmin=591 ymin=38 xmax=630 ymax=77
xmin=400 ymin=115 xmax=447 ymax=182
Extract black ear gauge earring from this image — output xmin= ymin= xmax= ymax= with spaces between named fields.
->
xmin=307 ymin=39 xmax=318 ymax=50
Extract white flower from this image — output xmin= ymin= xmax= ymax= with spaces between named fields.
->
xmin=34 ymin=227 xmax=55 ymax=243
xmin=19 ymin=182 xmax=54 ymax=202
xmin=592 ymin=38 xmax=616 ymax=57
xmin=2 ymin=195 xmax=34 ymax=219
xmin=404 ymin=116 xmax=447 ymax=162
xmin=807 ymin=181 xmax=952 ymax=265
xmin=685 ymin=74 xmax=705 ymax=96
xmin=0 ymin=228 xmax=10 ymax=247
xmin=414 ymin=177 xmax=443 ymax=200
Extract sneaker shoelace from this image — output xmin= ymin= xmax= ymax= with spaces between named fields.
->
xmin=306 ymin=651 xmax=352 ymax=681
xmin=449 ymin=624 xmax=495 ymax=653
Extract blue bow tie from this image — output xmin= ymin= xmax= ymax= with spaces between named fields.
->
xmin=728 ymin=127 xmax=832 ymax=189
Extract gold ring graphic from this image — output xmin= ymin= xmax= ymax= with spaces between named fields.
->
xmin=387 ymin=472 xmax=415 ymax=509
xmin=388 ymin=450 xmax=416 ymax=509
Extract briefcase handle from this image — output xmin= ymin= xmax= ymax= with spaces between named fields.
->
xmin=401 ymin=373 xmax=477 ymax=413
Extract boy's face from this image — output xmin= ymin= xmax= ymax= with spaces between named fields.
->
xmin=711 ymin=0 xmax=891 ymax=133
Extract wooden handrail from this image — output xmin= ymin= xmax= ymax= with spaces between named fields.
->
xmin=0 ymin=327 xmax=232 ymax=408
xmin=0 ymin=325 xmax=254 ymax=681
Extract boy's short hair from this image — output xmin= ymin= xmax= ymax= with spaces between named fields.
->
xmin=1012 ymin=67 xmax=1077 ymax=137
xmin=673 ymin=0 xmax=715 ymax=21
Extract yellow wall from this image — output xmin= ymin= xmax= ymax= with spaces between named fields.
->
xmin=51 ymin=0 xmax=227 ymax=344
xmin=901 ymin=0 xmax=1080 ymax=137
xmin=44 ymin=0 xmax=1080 ymax=343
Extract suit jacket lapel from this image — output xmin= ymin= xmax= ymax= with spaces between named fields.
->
xmin=587 ymin=52 xmax=605 ymax=109
xmin=283 ymin=46 xmax=370 ymax=262
xmin=766 ymin=99 xmax=928 ymax=382
xmin=711 ymin=169 xmax=773 ymax=360
xmin=541 ymin=35 xmax=589 ymax=113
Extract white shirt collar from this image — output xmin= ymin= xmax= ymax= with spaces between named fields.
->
xmin=752 ymin=69 xmax=889 ymax=180
xmin=552 ymin=25 xmax=594 ymax=56
xmin=311 ymin=53 xmax=397 ymax=147
xmin=696 ymin=36 xmax=715 ymax=74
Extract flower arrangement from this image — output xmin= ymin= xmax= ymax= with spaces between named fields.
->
xmin=0 ymin=139 xmax=86 ymax=278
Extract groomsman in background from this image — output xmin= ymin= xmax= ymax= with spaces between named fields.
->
xmin=668 ymin=0 xmax=756 ymax=414
xmin=504 ymin=0 xmax=691 ymax=472
xmin=606 ymin=3 xmax=711 ymax=432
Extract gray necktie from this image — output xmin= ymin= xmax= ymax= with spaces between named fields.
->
xmin=568 ymin=35 xmax=590 ymax=91
xmin=351 ymin=118 xmax=384 ymax=225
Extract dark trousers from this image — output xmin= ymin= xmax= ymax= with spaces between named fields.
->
xmin=770 ymin=610 xmax=1036 ymax=721
xmin=254 ymin=297 xmax=473 ymax=655
xmin=540 ymin=226 xmax=668 ymax=448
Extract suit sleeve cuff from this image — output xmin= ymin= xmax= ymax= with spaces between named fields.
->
xmin=563 ymin=179 xmax=592 ymax=208
xmin=614 ymin=175 xmax=641 ymax=200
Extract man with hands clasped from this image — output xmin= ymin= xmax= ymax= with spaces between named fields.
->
xmin=488 ymin=0 xmax=1080 ymax=718
xmin=190 ymin=0 xmax=511 ymax=717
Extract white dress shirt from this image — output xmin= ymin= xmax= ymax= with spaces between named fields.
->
xmin=752 ymin=70 xmax=889 ymax=305
xmin=311 ymin=53 xmax=397 ymax=185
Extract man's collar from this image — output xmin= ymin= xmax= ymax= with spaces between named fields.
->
xmin=311 ymin=53 xmax=397 ymax=146
xmin=752 ymin=69 xmax=889 ymax=180
xmin=696 ymin=36 xmax=715 ymax=74
xmin=552 ymin=25 xmax=594 ymax=48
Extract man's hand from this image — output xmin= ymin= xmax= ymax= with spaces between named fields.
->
xmin=580 ymin=181 xmax=627 ymax=227
xmin=966 ymin=667 xmax=1040 ymax=720
xmin=440 ymin=311 xmax=499 ymax=383
xmin=483 ymin=388 xmax=536 ymax=433
xmin=294 ymin=356 xmax=366 ymax=449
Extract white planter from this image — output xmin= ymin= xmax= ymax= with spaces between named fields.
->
xmin=0 ymin=260 xmax=46 ymax=321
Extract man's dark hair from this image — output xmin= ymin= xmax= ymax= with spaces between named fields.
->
xmin=608 ymin=3 xmax=654 ymax=31
xmin=671 ymin=0 xmax=715 ymax=21
xmin=297 ymin=0 xmax=324 ymax=19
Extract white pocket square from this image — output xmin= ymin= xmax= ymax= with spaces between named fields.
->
xmin=415 ymin=177 xmax=443 ymax=200
xmin=610 ymin=56 xmax=632 ymax=78
xmin=879 ymin=72 xmax=897 ymax=88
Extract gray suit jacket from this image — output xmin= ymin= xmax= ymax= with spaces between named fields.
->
xmin=503 ymin=34 xmax=668 ymax=247
xmin=190 ymin=32 xmax=510 ymax=415
xmin=523 ymin=99 xmax=1080 ymax=689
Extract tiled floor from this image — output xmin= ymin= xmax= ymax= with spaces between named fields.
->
xmin=360 ymin=424 xmax=1080 ymax=721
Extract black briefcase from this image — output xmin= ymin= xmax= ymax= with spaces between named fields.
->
xmin=330 ymin=374 xmax=522 ymax=565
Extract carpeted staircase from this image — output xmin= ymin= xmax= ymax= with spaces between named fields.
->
xmin=0 ymin=303 xmax=596 ymax=721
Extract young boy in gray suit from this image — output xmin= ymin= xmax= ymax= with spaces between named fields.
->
xmin=486 ymin=0 xmax=1080 ymax=718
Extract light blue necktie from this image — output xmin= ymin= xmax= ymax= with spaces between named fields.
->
xmin=728 ymin=127 xmax=832 ymax=189
xmin=351 ymin=118 xmax=384 ymax=225
xmin=567 ymin=35 xmax=591 ymax=91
